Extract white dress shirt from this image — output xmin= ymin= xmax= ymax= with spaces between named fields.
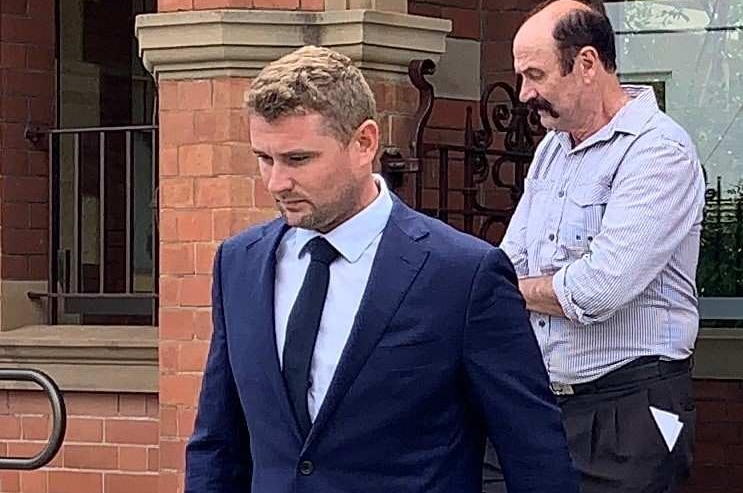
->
xmin=274 ymin=174 xmax=393 ymax=421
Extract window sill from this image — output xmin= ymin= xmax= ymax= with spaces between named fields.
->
xmin=1 ymin=326 xmax=737 ymax=389
xmin=0 ymin=325 xmax=158 ymax=393
xmin=694 ymin=328 xmax=743 ymax=380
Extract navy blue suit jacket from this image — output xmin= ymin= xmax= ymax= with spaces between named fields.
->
xmin=185 ymin=197 xmax=579 ymax=493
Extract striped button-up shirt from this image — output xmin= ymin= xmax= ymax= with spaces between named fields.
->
xmin=501 ymin=86 xmax=706 ymax=384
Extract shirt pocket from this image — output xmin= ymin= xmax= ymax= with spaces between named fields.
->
xmin=559 ymin=182 xmax=611 ymax=258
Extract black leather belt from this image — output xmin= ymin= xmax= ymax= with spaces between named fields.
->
xmin=550 ymin=356 xmax=692 ymax=396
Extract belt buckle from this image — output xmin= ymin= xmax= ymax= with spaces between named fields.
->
xmin=550 ymin=382 xmax=575 ymax=396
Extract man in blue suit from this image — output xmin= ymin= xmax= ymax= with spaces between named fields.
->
xmin=185 ymin=45 xmax=579 ymax=493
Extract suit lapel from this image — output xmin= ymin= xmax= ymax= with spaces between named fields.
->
xmin=241 ymin=220 xmax=304 ymax=442
xmin=303 ymin=199 xmax=430 ymax=450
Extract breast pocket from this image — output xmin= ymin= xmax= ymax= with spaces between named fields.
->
xmin=371 ymin=336 xmax=442 ymax=373
xmin=559 ymin=182 xmax=611 ymax=259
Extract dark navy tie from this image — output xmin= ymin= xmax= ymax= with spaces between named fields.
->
xmin=283 ymin=236 xmax=340 ymax=438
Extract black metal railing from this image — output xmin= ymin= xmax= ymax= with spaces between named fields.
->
xmin=28 ymin=125 xmax=159 ymax=326
xmin=381 ymin=60 xmax=544 ymax=243
xmin=0 ymin=369 xmax=66 ymax=470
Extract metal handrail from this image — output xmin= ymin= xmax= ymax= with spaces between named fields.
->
xmin=0 ymin=369 xmax=66 ymax=470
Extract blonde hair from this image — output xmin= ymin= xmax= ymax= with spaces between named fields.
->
xmin=246 ymin=45 xmax=377 ymax=144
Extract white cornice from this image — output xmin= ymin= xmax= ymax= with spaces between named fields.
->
xmin=135 ymin=9 xmax=451 ymax=80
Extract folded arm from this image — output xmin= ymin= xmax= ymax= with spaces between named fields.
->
xmin=552 ymin=138 xmax=703 ymax=324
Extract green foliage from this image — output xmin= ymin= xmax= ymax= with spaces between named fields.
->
xmin=698 ymin=180 xmax=743 ymax=296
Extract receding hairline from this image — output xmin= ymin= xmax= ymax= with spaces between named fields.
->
xmin=518 ymin=0 xmax=595 ymax=42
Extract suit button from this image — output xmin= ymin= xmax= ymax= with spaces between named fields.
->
xmin=299 ymin=460 xmax=314 ymax=476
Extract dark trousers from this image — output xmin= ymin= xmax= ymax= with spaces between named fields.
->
xmin=482 ymin=357 xmax=696 ymax=493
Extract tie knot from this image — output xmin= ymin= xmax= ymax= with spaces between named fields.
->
xmin=306 ymin=237 xmax=340 ymax=265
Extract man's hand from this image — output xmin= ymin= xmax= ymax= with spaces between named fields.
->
xmin=518 ymin=276 xmax=565 ymax=317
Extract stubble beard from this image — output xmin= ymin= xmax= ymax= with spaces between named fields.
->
xmin=279 ymin=182 xmax=361 ymax=232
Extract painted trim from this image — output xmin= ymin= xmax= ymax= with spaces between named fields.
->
xmin=0 ymin=325 xmax=158 ymax=393
xmin=693 ymin=328 xmax=743 ymax=380
xmin=135 ymin=9 xmax=452 ymax=80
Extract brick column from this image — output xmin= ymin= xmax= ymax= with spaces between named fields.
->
xmin=137 ymin=6 xmax=449 ymax=492
xmin=156 ymin=74 xmax=278 ymax=493
xmin=0 ymin=0 xmax=55 ymax=330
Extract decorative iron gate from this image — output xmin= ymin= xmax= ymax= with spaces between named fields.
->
xmin=380 ymin=60 xmax=544 ymax=244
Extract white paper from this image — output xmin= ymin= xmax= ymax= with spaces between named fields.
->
xmin=649 ymin=406 xmax=683 ymax=452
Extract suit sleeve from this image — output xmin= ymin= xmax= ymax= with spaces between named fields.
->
xmin=185 ymin=244 xmax=253 ymax=493
xmin=463 ymin=248 xmax=579 ymax=493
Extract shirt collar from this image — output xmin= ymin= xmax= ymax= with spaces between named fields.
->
xmin=557 ymin=84 xmax=659 ymax=154
xmin=292 ymin=173 xmax=393 ymax=263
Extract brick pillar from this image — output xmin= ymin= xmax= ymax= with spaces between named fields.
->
xmin=156 ymin=74 xmax=279 ymax=493
xmin=0 ymin=0 xmax=55 ymax=330
xmin=137 ymin=5 xmax=449 ymax=492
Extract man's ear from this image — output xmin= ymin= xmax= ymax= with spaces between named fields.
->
xmin=577 ymin=46 xmax=600 ymax=82
xmin=354 ymin=119 xmax=380 ymax=165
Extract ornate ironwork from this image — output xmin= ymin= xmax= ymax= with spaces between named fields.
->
xmin=380 ymin=59 xmax=436 ymax=206
xmin=472 ymin=78 xmax=543 ymax=153
xmin=382 ymin=59 xmax=544 ymax=243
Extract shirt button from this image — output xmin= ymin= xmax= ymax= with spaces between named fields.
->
xmin=558 ymin=191 xmax=565 ymax=198
xmin=548 ymin=234 xmax=555 ymax=241
xmin=299 ymin=460 xmax=314 ymax=476
xmin=538 ymin=320 xmax=546 ymax=327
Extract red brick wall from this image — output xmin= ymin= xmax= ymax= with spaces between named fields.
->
xmin=407 ymin=0 xmax=539 ymax=93
xmin=683 ymin=379 xmax=743 ymax=493
xmin=409 ymin=0 xmax=480 ymax=40
xmin=0 ymin=0 xmax=55 ymax=282
xmin=0 ymin=391 xmax=159 ymax=493
xmin=371 ymin=79 xmax=420 ymax=158
xmin=158 ymin=0 xmax=324 ymax=12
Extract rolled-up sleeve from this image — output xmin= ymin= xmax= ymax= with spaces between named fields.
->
xmin=552 ymin=136 xmax=704 ymax=325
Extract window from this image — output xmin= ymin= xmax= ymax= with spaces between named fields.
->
xmin=44 ymin=0 xmax=158 ymax=325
